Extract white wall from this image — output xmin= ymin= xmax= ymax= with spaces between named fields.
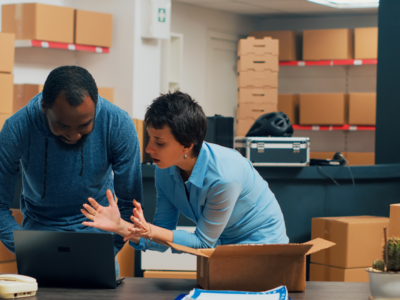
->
xmin=170 ymin=1 xmax=257 ymax=113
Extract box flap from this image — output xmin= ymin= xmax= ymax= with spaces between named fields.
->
xmin=210 ymin=243 xmax=313 ymax=258
xmin=304 ymin=238 xmax=336 ymax=256
xmin=152 ymin=239 xmax=210 ymax=258
xmin=153 ymin=239 xmax=335 ymax=258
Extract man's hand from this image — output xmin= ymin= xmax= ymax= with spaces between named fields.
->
xmin=81 ymin=189 xmax=122 ymax=234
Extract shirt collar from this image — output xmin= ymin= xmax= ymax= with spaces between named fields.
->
xmin=169 ymin=142 xmax=209 ymax=188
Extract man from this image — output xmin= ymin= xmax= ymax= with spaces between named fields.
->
xmin=0 ymin=66 xmax=143 ymax=270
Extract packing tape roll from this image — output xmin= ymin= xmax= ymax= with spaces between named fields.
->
xmin=324 ymin=221 xmax=331 ymax=265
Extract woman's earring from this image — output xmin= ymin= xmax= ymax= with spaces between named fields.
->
xmin=184 ymin=154 xmax=187 ymax=159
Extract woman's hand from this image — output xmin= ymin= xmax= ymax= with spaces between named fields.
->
xmin=81 ymin=189 xmax=122 ymax=234
xmin=123 ymin=200 xmax=151 ymax=242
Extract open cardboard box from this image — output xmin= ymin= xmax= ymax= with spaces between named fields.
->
xmin=153 ymin=238 xmax=335 ymax=292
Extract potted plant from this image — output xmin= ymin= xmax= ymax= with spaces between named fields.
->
xmin=367 ymin=227 xmax=400 ymax=299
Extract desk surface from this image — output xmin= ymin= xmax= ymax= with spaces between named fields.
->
xmin=33 ymin=278 xmax=370 ymax=300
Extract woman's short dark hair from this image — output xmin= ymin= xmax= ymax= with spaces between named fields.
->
xmin=145 ymin=91 xmax=207 ymax=158
xmin=42 ymin=66 xmax=98 ymax=109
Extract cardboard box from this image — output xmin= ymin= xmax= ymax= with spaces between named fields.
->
xmin=299 ymin=93 xmax=348 ymax=125
xmin=311 ymin=216 xmax=389 ymax=268
xmin=116 ymin=242 xmax=135 ymax=277
xmin=250 ymin=31 xmax=299 ymax=61
xmin=355 ymin=27 xmax=378 ymax=59
xmin=0 ymin=74 xmax=14 ymax=114
xmin=132 ymin=119 xmax=146 ymax=163
xmin=0 ymin=209 xmax=24 ymax=263
xmin=237 ymin=54 xmax=279 ymax=72
xmin=0 ymin=33 xmax=15 ymax=73
xmin=143 ymin=271 xmax=196 ymax=279
xmin=14 ymin=84 xmax=43 ymax=114
xmin=0 ymin=114 xmax=11 ymax=130
xmin=2 ymin=3 xmax=74 ymax=44
xmin=238 ymin=37 xmax=279 ymax=56
xmin=310 ymin=263 xmax=369 ymax=282
xmin=237 ymin=119 xmax=254 ymax=137
xmin=348 ymin=93 xmax=376 ymax=125
xmin=74 ymin=10 xmax=113 ymax=48
xmin=310 ymin=152 xmax=336 ymax=160
xmin=98 ymin=87 xmax=114 ymax=103
xmin=278 ymin=94 xmax=299 ymax=125
xmin=153 ymin=238 xmax=334 ymax=292
xmin=238 ymin=70 xmax=278 ymax=88
xmin=389 ymin=204 xmax=400 ymax=238
xmin=237 ymin=103 xmax=277 ymax=120
xmin=238 ymin=88 xmax=277 ymax=105
xmin=345 ymin=152 xmax=375 ymax=166
xmin=303 ymin=29 xmax=353 ymax=60
xmin=0 ymin=262 xmax=17 ymax=274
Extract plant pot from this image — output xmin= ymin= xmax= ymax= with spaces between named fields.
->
xmin=367 ymin=268 xmax=400 ymax=299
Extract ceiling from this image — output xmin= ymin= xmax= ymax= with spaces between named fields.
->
xmin=172 ymin=0 xmax=378 ymax=16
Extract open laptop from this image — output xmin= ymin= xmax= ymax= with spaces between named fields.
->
xmin=14 ymin=230 xmax=124 ymax=289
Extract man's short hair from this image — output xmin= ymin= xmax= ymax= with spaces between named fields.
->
xmin=42 ymin=66 xmax=98 ymax=108
xmin=145 ymin=91 xmax=207 ymax=158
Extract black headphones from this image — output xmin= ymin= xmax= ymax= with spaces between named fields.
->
xmin=333 ymin=152 xmax=348 ymax=166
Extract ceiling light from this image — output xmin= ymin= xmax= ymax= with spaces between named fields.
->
xmin=308 ymin=0 xmax=379 ymax=8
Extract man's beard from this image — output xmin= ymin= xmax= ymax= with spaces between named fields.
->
xmin=53 ymin=133 xmax=89 ymax=151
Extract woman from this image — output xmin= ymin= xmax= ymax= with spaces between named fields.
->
xmin=81 ymin=91 xmax=288 ymax=251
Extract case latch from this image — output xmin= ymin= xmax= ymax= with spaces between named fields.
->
xmin=257 ymin=142 xmax=264 ymax=153
xmin=293 ymin=143 xmax=300 ymax=153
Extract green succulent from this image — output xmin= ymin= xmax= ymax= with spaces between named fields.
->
xmin=372 ymin=259 xmax=385 ymax=271
xmin=375 ymin=238 xmax=400 ymax=272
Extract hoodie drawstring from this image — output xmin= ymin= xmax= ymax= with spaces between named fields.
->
xmin=41 ymin=138 xmax=48 ymax=199
xmin=79 ymin=143 xmax=84 ymax=176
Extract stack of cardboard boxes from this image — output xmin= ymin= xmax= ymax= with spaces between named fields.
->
xmin=0 ymin=32 xmax=15 ymax=130
xmin=2 ymin=3 xmax=112 ymax=48
xmin=310 ymin=216 xmax=389 ymax=282
xmin=250 ymin=30 xmax=300 ymax=61
xmin=236 ymin=37 xmax=279 ymax=136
